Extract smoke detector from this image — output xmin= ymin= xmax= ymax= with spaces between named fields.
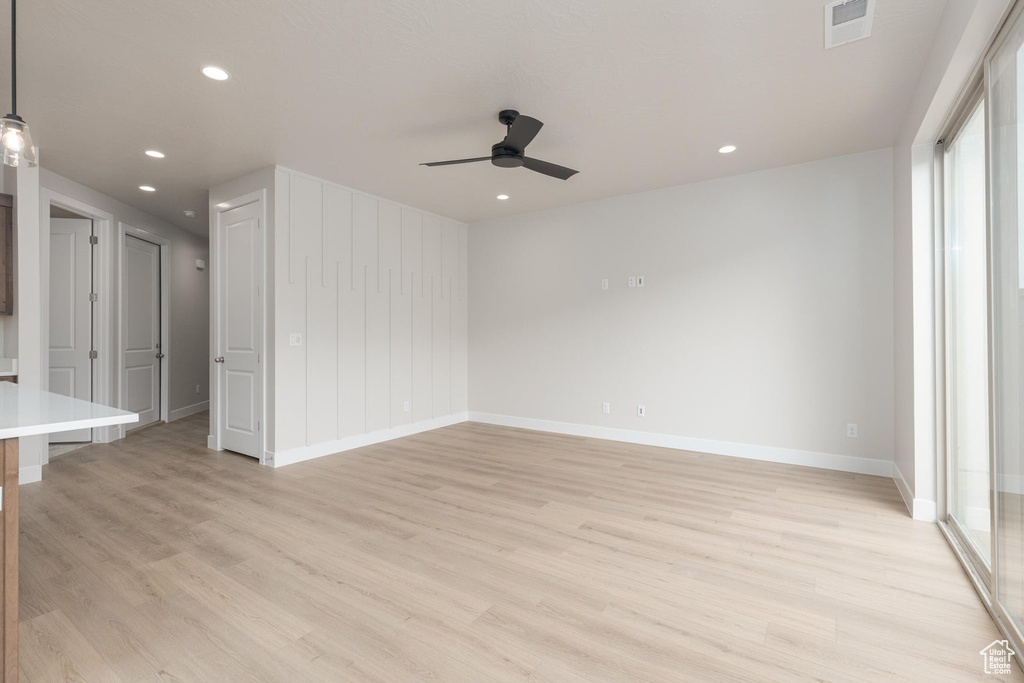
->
xmin=824 ymin=0 xmax=875 ymax=49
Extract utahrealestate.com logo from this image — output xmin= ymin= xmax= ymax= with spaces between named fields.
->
xmin=980 ymin=640 xmax=1016 ymax=675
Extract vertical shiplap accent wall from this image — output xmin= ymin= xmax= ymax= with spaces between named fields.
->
xmin=273 ymin=168 xmax=468 ymax=456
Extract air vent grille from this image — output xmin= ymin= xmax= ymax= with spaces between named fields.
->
xmin=832 ymin=0 xmax=868 ymax=25
xmin=824 ymin=0 xmax=875 ymax=49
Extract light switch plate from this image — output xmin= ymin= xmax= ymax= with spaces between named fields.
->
xmin=601 ymin=278 xmax=609 ymax=290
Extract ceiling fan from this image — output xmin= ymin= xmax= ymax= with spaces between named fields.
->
xmin=420 ymin=110 xmax=578 ymax=180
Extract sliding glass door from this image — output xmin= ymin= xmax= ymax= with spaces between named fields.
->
xmin=942 ymin=97 xmax=991 ymax=573
xmin=990 ymin=7 xmax=1024 ymax=642
xmin=939 ymin=3 xmax=1024 ymax=655
xmin=945 ymin=97 xmax=991 ymax=571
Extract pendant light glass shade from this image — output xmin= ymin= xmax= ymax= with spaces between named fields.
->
xmin=0 ymin=114 xmax=36 ymax=167
xmin=2 ymin=0 xmax=36 ymax=168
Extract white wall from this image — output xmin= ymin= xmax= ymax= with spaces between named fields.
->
xmin=470 ymin=149 xmax=894 ymax=474
xmin=2 ymin=165 xmax=45 ymax=482
xmin=40 ymin=169 xmax=211 ymax=425
xmin=210 ymin=166 xmax=468 ymax=466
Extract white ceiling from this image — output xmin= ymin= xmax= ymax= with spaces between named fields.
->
xmin=14 ymin=0 xmax=946 ymax=233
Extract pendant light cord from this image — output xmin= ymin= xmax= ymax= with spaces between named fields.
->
xmin=10 ymin=0 xmax=15 ymax=116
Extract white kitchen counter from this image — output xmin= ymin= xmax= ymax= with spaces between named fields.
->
xmin=0 ymin=382 xmax=137 ymax=439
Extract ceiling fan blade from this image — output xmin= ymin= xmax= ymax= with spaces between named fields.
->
xmin=504 ymin=115 xmax=543 ymax=152
xmin=420 ymin=157 xmax=491 ymax=167
xmin=523 ymin=157 xmax=578 ymax=180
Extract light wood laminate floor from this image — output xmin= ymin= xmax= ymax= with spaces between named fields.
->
xmin=18 ymin=414 xmax=1021 ymax=682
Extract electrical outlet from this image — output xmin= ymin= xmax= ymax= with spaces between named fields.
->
xmin=289 ymin=333 xmax=303 ymax=347
xmin=628 ymin=275 xmax=637 ymax=288
xmin=847 ymin=423 xmax=858 ymax=438
xmin=602 ymin=402 xmax=610 ymax=414
xmin=195 ymin=384 xmax=201 ymax=394
xmin=601 ymin=278 xmax=609 ymax=291
xmin=403 ymin=400 xmax=410 ymax=412
xmin=637 ymin=275 xmax=645 ymax=287
xmin=637 ymin=405 xmax=646 ymax=417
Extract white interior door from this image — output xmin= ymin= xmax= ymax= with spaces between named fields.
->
xmin=216 ymin=201 xmax=262 ymax=458
xmin=49 ymin=218 xmax=93 ymax=443
xmin=124 ymin=235 xmax=161 ymax=429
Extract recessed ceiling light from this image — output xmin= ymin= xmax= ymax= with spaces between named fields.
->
xmin=139 ymin=185 xmax=156 ymax=192
xmin=201 ymin=66 xmax=230 ymax=81
xmin=718 ymin=145 xmax=737 ymax=154
xmin=496 ymin=194 xmax=509 ymax=200
xmin=145 ymin=150 xmax=165 ymax=158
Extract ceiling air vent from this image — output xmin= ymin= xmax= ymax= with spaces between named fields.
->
xmin=824 ymin=0 xmax=875 ymax=49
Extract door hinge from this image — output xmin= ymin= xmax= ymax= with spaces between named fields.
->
xmin=88 ymin=292 xmax=98 ymax=303
xmin=257 ymin=420 xmax=260 ymax=432
xmin=89 ymin=235 xmax=98 ymax=245
xmin=88 ymin=350 xmax=98 ymax=360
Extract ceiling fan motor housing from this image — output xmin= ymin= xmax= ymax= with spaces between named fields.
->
xmin=491 ymin=143 xmax=525 ymax=167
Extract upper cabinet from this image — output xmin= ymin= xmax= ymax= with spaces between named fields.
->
xmin=0 ymin=194 xmax=11 ymax=315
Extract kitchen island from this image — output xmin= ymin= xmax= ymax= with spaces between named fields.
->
xmin=0 ymin=383 xmax=136 ymax=682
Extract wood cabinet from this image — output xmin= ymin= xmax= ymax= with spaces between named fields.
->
xmin=0 ymin=437 xmax=15 ymax=682
xmin=0 ymin=194 xmax=11 ymax=316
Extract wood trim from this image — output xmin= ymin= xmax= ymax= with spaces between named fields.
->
xmin=1 ymin=438 xmax=18 ymax=683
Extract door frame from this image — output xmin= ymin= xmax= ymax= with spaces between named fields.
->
xmin=209 ymin=190 xmax=267 ymax=463
xmin=39 ymin=190 xmax=118 ymax=458
xmin=118 ymin=225 xmax=170 ymax=426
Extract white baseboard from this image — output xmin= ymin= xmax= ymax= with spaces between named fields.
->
xmin=468 ymin=412 xmax=895 ymax=478
xmin=94 ymin=424 xmax=120 ymax=443
xmin=913 ymin=498 xmax=938 ymax=522
xmin=19 ymin=465 xmax=41 ymax=485
xmin=267 ymin=412 xmax=470 ymax=468
xmin=892 ymin=463 xmax=937 ymax=522
xmin=893 ymin=463 xmax=914 ymax=515
xmin=170 ymin=400 xmax=209 ymax=422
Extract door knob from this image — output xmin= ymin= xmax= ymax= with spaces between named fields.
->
xmin=214 ymin=357 xmax=225 ymax=363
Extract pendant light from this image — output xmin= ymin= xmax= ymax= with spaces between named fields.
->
xmin=0 ymin=0 xmax=35 ymax=167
